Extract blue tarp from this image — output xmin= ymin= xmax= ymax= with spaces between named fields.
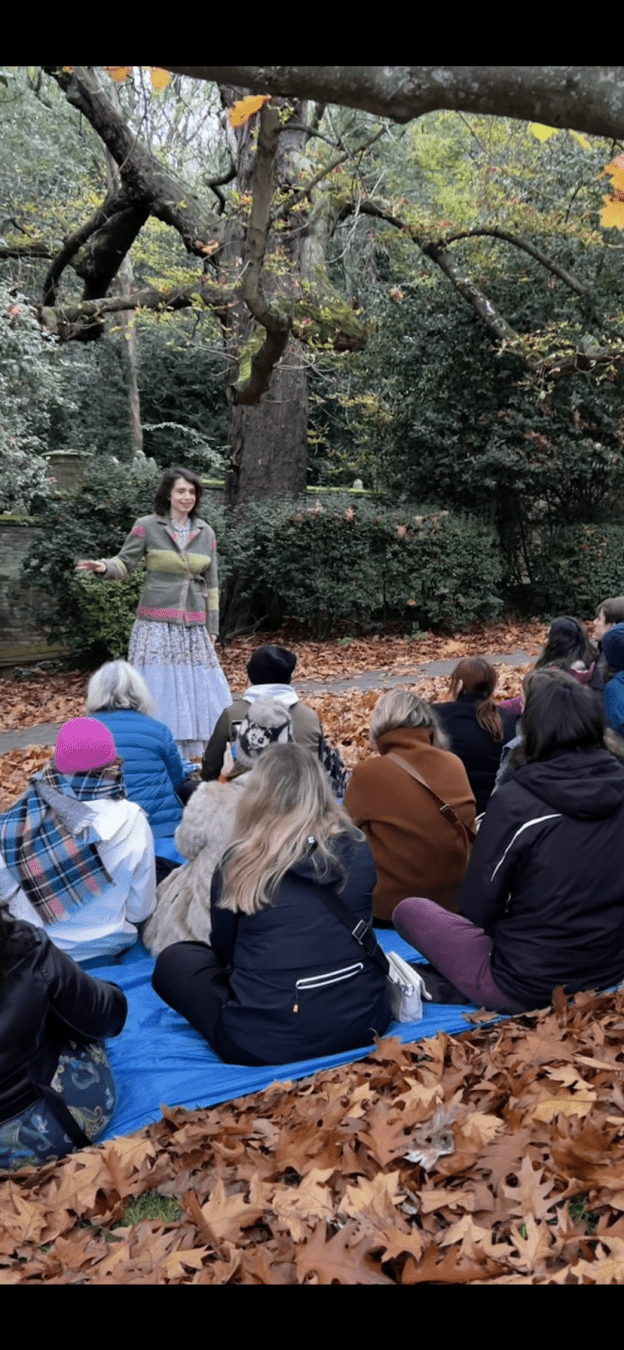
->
xmin=84 ymin=931 xmax=488 ymax=1141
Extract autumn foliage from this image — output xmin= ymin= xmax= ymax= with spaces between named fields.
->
xmin=3 ymin=987 xmax=624 ymax=1284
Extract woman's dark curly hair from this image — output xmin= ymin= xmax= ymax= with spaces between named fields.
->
xmin=508 ymin=667 xmax=624 ymax=770
xmin=535 ymin=616 xmax=597 ymax=672
xmin=153 ymin=466 xmax=203 ymax=518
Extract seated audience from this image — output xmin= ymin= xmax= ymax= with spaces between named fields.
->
xmin=143 ymin=699 xmax=294 ymax=957
xmin=601 ymin=622 xmax=624 ymax=734
xmin=594 ymin=596 xmax=624 ymax=643
xmin=393 ymin=669 xmax=624 ymax=1012
xmin=500 ymin=615 xmax=600 ymax=715
xmin=86 ymin=660 xmax=189 ymax=840
xmin=152 ymin=743 xmax=392 ymax=1066
xmin=0 ymin=718 xmax=156 ymax=963
xmin=201 ymin=644 xmax=321 ymax=780
xmin=0 ymin=902 xmax=127 ymax=1170
xmin=432 ymin=658 xmax=518 ymax=814
xmin=594 ymin=597 xmax=624 ymax=690
xmin=343 ymin=691 xmax=476 ymax=920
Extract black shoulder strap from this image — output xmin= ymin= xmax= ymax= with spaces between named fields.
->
xmin=314 ymin=883 xmax=390 ymax=979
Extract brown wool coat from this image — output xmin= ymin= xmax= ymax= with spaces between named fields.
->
xmin=344 ymin=726 xmax=477 ymax=920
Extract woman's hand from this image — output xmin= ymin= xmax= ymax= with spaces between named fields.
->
xmin=75 ymin=560 xmax=106 ymax=574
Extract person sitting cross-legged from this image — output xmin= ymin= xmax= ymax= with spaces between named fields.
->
xmin=201 ymin=644 xmax=321 ymax=781
xmin=0 ymin=718 xmax=156 ymax=964
xmin=142 ymin=698 xmax=294 ymax=957
xmin=152 ymin=743 xmax=391 ymax=1066
xmin=393 ymin=669 xmax=624 ymax=1012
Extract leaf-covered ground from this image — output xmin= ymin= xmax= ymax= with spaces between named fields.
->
xmin=10 ymin=616 xmax=617 ymax=1285
xmin=2 ymin=988 xmax=624 ymax=1284
xmin=0 ymin=619 xmax=546 ymax=812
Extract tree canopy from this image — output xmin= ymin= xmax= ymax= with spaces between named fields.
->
xmin=2 ymin=65 xmax=623 ymax=516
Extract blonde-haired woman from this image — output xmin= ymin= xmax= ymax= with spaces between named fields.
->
xmin=152 ymin=744 xmax=392 ymax=1065
xmin=344 ymin=690 xmax=477 ymax=920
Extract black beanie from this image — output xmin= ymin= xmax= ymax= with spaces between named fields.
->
xmin=247 ymin=645 xmax=297 ymax=685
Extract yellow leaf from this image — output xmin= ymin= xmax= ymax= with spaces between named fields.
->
xmin=228 ymin=95 xmax=271 ymax=128
xmin=149 ymin=68 xmax=171 ymax=90
xmin=529 ymin=123 xmax=558 ymax=142
xmin=104 ymin=66 xmax=132 ymax=83
xmin=569 ymin=129 xmax=591 ymax=150
xmin=602 ymin=156 xmax=624 ymax=196
xmin=600 ymin=195 xmax=624 ymax=230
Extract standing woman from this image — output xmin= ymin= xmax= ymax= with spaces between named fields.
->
xmin=76 ymin=466 xmax=231 ymax=757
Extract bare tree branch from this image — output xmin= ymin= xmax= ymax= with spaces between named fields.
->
xmin=38 ymin=278 xmax=234 ymax=341
xmin=44 ymin=67 xmax=222 ymax=259
xmin=441 ymin=227 xmax=592 ymax=299
xmin=336 ymin=200 xmax=623 ymax=379
xmin=0 ymin=242 xmax=51 ymax=259
xmin=42 ymin=186 xmax=131 ymax=306
xmin=161 ymin=67 xmax=624 ymax=142
xmin=237 ymin=101 xmax=290 ymax=403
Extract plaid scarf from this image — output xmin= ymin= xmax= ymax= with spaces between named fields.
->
xmin=0 ymin=762 xmax=126 ymax=925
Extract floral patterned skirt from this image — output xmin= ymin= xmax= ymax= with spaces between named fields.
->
xmin=128 ymin=620 xmax=231 ymax=758
xmin=0 ymin=1041 xmax=116 ymax=1172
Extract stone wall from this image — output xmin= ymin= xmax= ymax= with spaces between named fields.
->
xmin=0 ymin=518 xmax=66 ymax=670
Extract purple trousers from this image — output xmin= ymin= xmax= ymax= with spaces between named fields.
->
xmin=393 ymin=898 xmax=525 ymax=1014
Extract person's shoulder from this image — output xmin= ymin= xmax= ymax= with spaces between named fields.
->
xmin=297 ymin=700 xmax=322 ymax=727
xmin=347 ymin=753 xmax=384 ymax=784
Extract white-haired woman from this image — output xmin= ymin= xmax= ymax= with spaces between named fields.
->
xmin=86 ymin=660 xmax=189 ymax=842
xmin=152 ymin=743 xmax=392 ymax=1065
xmin=344 ymin=690 xmax=477 ymax=921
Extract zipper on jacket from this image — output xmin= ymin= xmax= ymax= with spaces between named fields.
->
xmin=292 ymin=962 xmax=364 ymax=1013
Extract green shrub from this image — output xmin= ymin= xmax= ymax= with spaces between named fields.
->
xmin=224 ymin=497 xmax=503 ymax=638
xmin=522 ymin=523 xmax=624 ymax=617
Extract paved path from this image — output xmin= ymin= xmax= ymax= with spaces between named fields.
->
xmin=0 ymin=649 xmax=535 ymax=754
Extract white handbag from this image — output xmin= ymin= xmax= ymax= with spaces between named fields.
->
xmin=385 ymin=949 xmax=432 ymax=1022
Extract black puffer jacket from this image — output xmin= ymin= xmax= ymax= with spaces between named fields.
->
xmin=432 ymin=694 xmax=518 ymax=814
xmin=458 ymin=747 xmax=624 ymax=1009
xmin=210 ymin=835 xmax=392 ymax=1064
xmin=0 ymin=924 xmax=127 ymax=1124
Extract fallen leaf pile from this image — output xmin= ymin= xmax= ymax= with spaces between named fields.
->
xmin=0 ymin=669 xmax=88 ymax=734
xmin=306 ymin=661 xmax=532 ymax=771
xmin=3 ymin=986 xmax=624 ymax=1284
xmin=217 ymin=619 xmax=546 ymax=693
xmin=0 ymin=620 xmax=543 ymax=811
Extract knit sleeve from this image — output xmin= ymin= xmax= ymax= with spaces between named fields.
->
xmin=104 ymin=518 xmax=148 ymax=581
xmin=206 ymin=530 xmax=219 ymax=634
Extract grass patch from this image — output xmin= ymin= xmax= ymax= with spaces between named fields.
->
xmin=120 ymin=1188 xmax=182 ymax=1231
xmin=568 ymin=1193 xmax=599 ymax=1235
xmin=119 ymin=1190 xmax=183 ymax=1227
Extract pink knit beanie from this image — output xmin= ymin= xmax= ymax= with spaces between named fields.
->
xmin=54 ymin=717 xmax=117 ymax=773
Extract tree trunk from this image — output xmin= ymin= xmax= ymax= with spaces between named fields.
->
xmin=226 ymin=357 xmax=308 ymax=506
xmin=105 ymin=139 xmax=144 ymax=459
xmin=221 ymin=92 xmax=311 ymax=512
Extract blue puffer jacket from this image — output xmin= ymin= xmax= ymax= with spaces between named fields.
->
xmin=89 ymin=709 xmax=185 ymax=838
xmin=601 ymin=623 xmax=624 ymax=733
